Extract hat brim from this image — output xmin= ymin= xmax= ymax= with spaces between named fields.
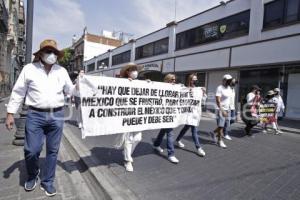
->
xmin=120 ymin=63 xmax=142 ymax=77
xmin=33 ymin=46 xmax=64 ymax=60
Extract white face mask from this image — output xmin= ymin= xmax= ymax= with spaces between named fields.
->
xmin=130 ymin=71 xmax=138 ymax=79
xmin=42 ymin=53 xmax=57 ymax=65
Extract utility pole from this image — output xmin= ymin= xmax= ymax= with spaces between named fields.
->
xmin=174 ymin=0 xmax=177 ymax=21
xmin=13 ymin=0 xmax=34 ymax=146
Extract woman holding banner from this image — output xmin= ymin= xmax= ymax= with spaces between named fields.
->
xmin=114 ymin=63 xmax=145 ymax=172
xmin=153 ymin=74 xmax=180 ymax=164
xmin=175 ymin=73 xmax=206 ymax=157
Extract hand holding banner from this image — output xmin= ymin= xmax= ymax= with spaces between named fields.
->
xmin=79 ymin=75 xmax=203 ymax=138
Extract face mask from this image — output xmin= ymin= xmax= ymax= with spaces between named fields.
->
xmin=225 ymin=80 xmax=231 ymax=86
xmin=130 ymin=71 xmax=138 ymax=79
xmin=42 ymin=53 xmax=57 ymax=65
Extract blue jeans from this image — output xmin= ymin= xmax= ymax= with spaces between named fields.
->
xmin=153 ymin=128 xmax=175 ymax=157
xmin=224 ymin=110 xmax=235 ymax=136
xmin=24 ymin=108 xmax=64 ymax=187
xmin=176 ymin=125 xmax=201 ymax=149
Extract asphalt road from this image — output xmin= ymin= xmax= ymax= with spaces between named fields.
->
xmin=66 ymin=107 xmax=300 ymax=200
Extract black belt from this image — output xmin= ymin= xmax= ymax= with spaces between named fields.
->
xmin=29 ymin=106 xmax=63 ymax=112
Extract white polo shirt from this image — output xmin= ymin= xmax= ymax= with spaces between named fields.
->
xmin=7 ymin=62 xmax=75 ymax=113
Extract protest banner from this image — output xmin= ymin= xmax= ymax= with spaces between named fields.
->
xmin=259 ymin=103 xmax=276 ymax=124
xmin=79 ymin=75 xmax=203 ymax=138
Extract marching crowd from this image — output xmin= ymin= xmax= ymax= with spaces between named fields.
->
xmin=4 ymin=39 xmax=286 ymax=197
xmin=103 ymin=62 xmax=285 ymax=172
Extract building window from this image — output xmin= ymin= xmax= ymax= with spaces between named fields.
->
xmin=264 ymin=0 xmax=300 ymax=28
xmin=176 ymin=10 xmax=250 ymax=50
xmin=87 ymin=63 xmax=95 ymax=72
xmin=112 ymin=51 xmax=131 ymax=65
xmin=285 ymin=0 xmax=300 ymax=22
xmin=135 ymin=38 xmax=169 ymax=59
xmin=154 ymin=38 xmax=169 ymax=55
xmin=142 ymin=43 xmax=154 ymax=58
xmin=97 ymin=58 xmax=109 ymax=69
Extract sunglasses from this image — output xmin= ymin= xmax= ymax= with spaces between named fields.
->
xmin=43 ymin=49 xmax=57 ymax=54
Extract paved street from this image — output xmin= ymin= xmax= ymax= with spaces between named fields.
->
xmin=65 ymin=107 xmax=300 ymax=200
xmin=0 ymin=99 xmax=96 ymax=200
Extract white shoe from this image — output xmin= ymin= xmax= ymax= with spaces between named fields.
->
xmin=262 ymin=129 xmax=267 ymax=134
xmin=218 ymin=140 xmax=227 ymax=148
xmin=276 ymin=130 xmax=283 ymax=134
xmin=197 ymin=148 xmax=206 ymax=157
xmin=224 ymin=135 xmax=232 ymax=141
xmin=78 ymin=123 xmax=82 ymax=129
xmin=168 ymin=156 xmax=179 ymax=164
xmin=124 ymin=161 xmax=133 ymax=172
xmin=176 ymin=140 xmax=185 ymax=148
xmin=153 ymin=145 xmax=164 ymax=153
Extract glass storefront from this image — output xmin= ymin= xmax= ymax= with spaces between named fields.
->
xmin=239 ymin=68 xmax=280 ymax=103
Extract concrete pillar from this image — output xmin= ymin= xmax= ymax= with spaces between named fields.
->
xmin=108 ymin=50 xmax=112 ymax=68
xmin=166 ymin=21 xmax=177 ymax=57
xmin=249 ymin=0 xmax=264 ymax=42
xmin=129 ymin=39 xmax=136 ymax=62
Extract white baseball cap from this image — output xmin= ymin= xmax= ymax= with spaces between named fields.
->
xmin=223 ymin=74 xmax=232 ymax=80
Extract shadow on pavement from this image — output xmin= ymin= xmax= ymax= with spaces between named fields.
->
xmin=3 ymin=159 xmax=27 ymax=187
xmin=57 ymin=141 xmax=155 ymax=173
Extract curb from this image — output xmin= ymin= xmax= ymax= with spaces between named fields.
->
xmin=63 ymin=124 xmax=139 ymax=200
xmin=201 ymin=113 xmax=300 ymax=134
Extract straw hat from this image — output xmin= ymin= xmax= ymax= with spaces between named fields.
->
xmin=33 ymin=39 xmax=64 ymax=61
xmin=120 ymin=62 xmax=142 ymax=77
xmin=267 ymin=90 xmax=275 ymax=96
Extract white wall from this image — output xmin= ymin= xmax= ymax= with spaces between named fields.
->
xmin=111 ymin=42 xmax=132 ymax=56
xmin=162 ymin=58 xmax=175 ymax=73
xmin=175 ymin=49 xmax=230 ymax=71
xmin=231 ymin=35 xmax=300 ymax=67
xmin=135 ymin=28 xmax=169 ymax=47
xmin=84 ymin=40 xmax=115 ymax=61
xmin=176 ymin=0 xmax=251 ymax=33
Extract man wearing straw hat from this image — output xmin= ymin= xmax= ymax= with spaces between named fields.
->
xmin=5 ymin=39 xmax=77 ymax=197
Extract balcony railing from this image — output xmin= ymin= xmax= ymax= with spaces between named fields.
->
xmin=0 ymin=0 xmax=9 ymax=33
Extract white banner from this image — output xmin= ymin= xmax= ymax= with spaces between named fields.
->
xmin=79 ymin=75 xmax=203 ymax=138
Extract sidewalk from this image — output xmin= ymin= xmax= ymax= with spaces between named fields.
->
xmin=0 ymin=98 xmax=94 ymax=200
xmin=202 ymin=111 xmax=300 ymax=134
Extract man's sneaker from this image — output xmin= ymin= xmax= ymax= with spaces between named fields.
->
xmin=209 ymin=132 xmax=217 ymax=144
xmin=262 ymin=129 xmax=267 ymax=134
xmin=40 ymin=184 xmax=57 ymax=197
xmin=168 ymin=156 xmax=179 ymax=164
xmin=124 ymin=161 xmax=133 ymax=172
xmin=276 ymin=129 xmax=283 ymax=134
xmin=218 ymin=140 xmax=227 ymax=148
xmin=78 ymin=122 xmax=82 ymax=129
xmin=176 ymin=140 xmax=185 ymax=148
xmin=153 ymin=145 xmax=164 ymax=153
xmin=224 ymin=135 xmax=232 ymax=141
xmin=197 ymin=148 xmax=206 ymax=157
xmin=24 ymin=170 xmax=40 ymax=191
